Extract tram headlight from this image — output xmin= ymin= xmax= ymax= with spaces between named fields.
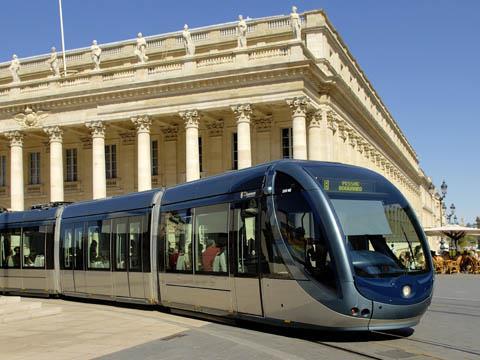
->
xmin=402 ymin=285 xmax=412 ymax=298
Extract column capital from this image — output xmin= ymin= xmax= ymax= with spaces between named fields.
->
xmin=161 ymin=125 xmax=179 ymax=141
xmin=43 ymin=126 xmax=63 ymax=143
xmin=131 ymin=115 xmax=151 ymax=133
xmin=85 ymin=121 xmax=106 ymax=138
xmin=231 ymin=104 xmax=253 ymax=124
xmin=326 ymin=110 xmax=337 ymax=132
xmin=286 ymin=96 xmax=310 ymax=117
xmin=4 ymin=130 xmax=24 ymax=147
xmin=307 ymin=109 xmax=322 ymax=129
xmin=179 ymin=110 xmax=200 ymax=129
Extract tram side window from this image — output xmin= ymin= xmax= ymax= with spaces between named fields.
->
xmin=142 ymin=214 xmax=150 ymax=272
xmin=0 ymin=232 xmax=5 ymax=268
xmin=165 ymin=209 xmax=193 ymax=272
xmin=61 ymin=226 xmax=73 ymax=269
xmin=113 ymin=219 xmax=127 ymax=271
xmin=44 ymin=224 xmax=55 ymax=269
xmin=22 ymin=227 xmax=45 ymax=269
xmin=129 ymin=217 xmax=142 ymax=272
xmin=233 ymin=199 xmax=259 ymax=276
xmin=274 ymin=172 xmax=337 ymax=289
xmin=74 ymin=225 xmax=84 ymax=270
xmin=2 ymin=229 xmax=22 ymax=268
xmin=87 ymin=221 xmax=110 ymax=270
xmin=195 ymin=204 xmax=229 ymax=274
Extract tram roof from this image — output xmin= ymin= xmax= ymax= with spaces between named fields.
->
xmin=0 ymin=207 xmax=58 ymax=226
xmin=161 ymin=163 xmax=272 ymax=205
xmin=61 ymin=189 xmax=160 ymax=219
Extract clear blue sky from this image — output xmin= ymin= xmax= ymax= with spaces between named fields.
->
xmin=1 ymin=1 xmax=478 ymax=223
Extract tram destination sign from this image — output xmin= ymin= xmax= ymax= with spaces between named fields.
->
xmin=320 ymin=179 xmax=375 ymax=193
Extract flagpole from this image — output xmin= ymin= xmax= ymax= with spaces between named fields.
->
xmin=58 ymin=0 xmax=67 ymax=75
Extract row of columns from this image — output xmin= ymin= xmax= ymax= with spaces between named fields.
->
xmin=3 ymin=96 xmax=321 ymax=211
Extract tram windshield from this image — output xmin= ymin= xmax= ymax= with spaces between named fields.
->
xmin=306 ymin=166 xmax=430 ymax=278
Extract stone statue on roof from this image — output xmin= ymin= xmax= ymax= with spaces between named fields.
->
xmin=91 ymin=40 xmax=102 ymax=70
xmin=9 ymin=54 xmax=21 ymax=83
xmin=237 ymin=15 xmax=247 ymax=48
xmin=134 ymin=32 xmax=149 ymax=63
xmin=290 ymin=6 xmax=302 ymax=40
xmin=182 ymin=24 xmax=195 ymax=56
xmin=48 ymin=47 xmax=60 ymax=77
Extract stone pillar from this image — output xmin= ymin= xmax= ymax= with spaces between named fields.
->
xmin=180 ymin=110 xmax=200 ymax=182
xmin=5 ymin=131 xmax=24 ymax=211
xmin=287 ymin=97 xmax=309 ymax=160
xmin=86 ymin=121 xmax=106 ymax=199
xmin=43 ymin=126 xmax=64 ymax=202
xmin=231 ymin=104 xmax=252 ymax=169
xmin=131 ymin=115 xmax=152 ymax=191
xmin=307 ymin=110 xmax=322 ymax=161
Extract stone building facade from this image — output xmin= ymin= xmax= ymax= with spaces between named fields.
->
xmin=0 ymin=9 xmax=442 ymax=246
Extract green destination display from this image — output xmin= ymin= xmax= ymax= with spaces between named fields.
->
xmin=321 ymin=179 xmax=374 ymax=193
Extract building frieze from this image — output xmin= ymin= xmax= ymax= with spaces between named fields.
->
xmin=0 ymin=65 xmax=312 ymax=117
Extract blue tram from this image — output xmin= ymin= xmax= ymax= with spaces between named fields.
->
xmin=0 ymin=160 xmax=434 ymax=330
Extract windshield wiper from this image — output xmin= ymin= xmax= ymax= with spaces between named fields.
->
xmin=401 ymin=225 xmax=417 ymax=272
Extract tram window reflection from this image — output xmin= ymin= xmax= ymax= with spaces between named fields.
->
xmin=87 ymin=221 xmax=111 ymax=270
xmin=234 ymin=200 xmax=258 ymax=276
xmin=129 ymin=217 xmax=142 ymax=272
xmin=44 ymin=224 xmax=55 ymax=269
xmin=165 ymin=210 xmax=193 ymax=272
xmin=22 ymin=227 xmax=45 ymax=269
xmin=3 ymin=229 xmax=21 ymax=268
xmin=0 ymin=232 xmax=6 ymax=268
xmin=195 ymin=204 xmax=229 ymax=274
xmin=114 ymin=219 xmax=127 ymax=270
xmin=74 ymin=225 xmax=84 ymax=270
xmin=61 ymin=226 xmax=73 ymax=269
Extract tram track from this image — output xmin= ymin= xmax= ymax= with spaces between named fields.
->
xmin=370 ymin=330 xmax=480 ymax=358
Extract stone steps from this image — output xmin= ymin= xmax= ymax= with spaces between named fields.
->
xmin=0 ymin=296 xmax=62 ymax=323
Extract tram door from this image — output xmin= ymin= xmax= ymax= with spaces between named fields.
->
xmin=232 ymin=199 xmax=263 ymax=316
xmin=112 ymin=218 xmax=130 ymax=298
xmin=61 ymin=225 xmax=75 ymax=292
xmin=73 ymin=223 xmax=86 ymax=293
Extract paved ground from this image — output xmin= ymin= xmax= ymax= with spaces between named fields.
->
xmin=0 ymin=274 xmax=479 ymax=360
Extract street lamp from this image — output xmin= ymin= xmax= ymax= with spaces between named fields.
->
xmin=438 ymin=180 xmax=448 ymax=252
xmin=448 ymin=203 xmax=456 ymax=224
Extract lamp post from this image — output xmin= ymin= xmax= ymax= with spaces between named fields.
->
xmin=439 ymin=180 xmax=448 ymax=252
xmin=448 ymin=203 xmax=456 ymax=224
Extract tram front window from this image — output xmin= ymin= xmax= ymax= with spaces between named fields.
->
xmin=330 ymin=198 xmax=427 ymax=277
xmin=274 ymin=172 xmax=336 ymax=289
xmin=307 ymin=166 xmax=430 ymax=279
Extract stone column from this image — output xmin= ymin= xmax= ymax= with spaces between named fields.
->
xmin=5 ymin=131 xmax=24 ymax=211
xmin=43 ymin=126 xmax=64 ymax=202
xmin=287 ymin=97 xmax=309 ymax=160
xmin=231 ymin=104 xmax=252 ymax=169
xmin=131 ymin=115 xmax=152 ymax=191
xmin=180 ymin=110 xmax=200 ymax=182
xmin=307 ymin=109 xmax=322 ymax=161
xmin=86 ymin=121 xmax=106 ymax=199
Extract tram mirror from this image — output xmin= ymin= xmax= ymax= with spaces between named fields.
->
xmin=331 ymin=199 xmax=392 ymax=237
